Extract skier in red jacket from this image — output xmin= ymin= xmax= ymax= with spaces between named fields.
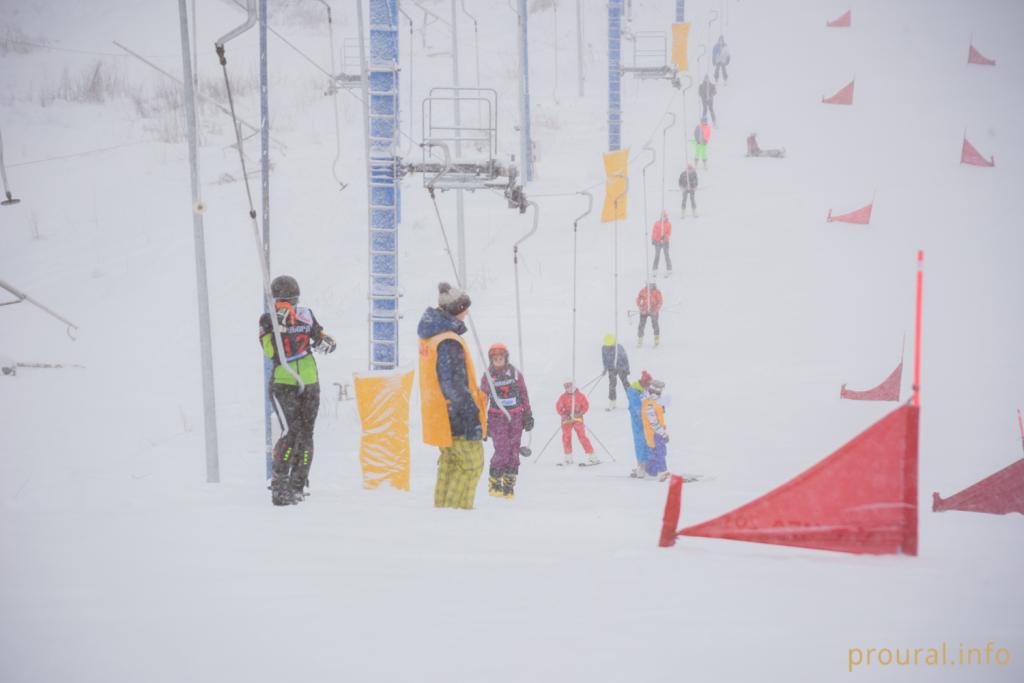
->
xmin=651 ymin=211 xmax=673 ymax=275
xmin=636 ymin=282 xmax=663 ymax=347
xmin=556 ymin=380 xmax=596 ymax=465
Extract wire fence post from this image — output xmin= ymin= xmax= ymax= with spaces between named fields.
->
xmin=177 ymin=0 xmax=220 ymax=483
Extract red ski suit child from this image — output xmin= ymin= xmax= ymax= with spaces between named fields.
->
xmin=556 ymin=388 xmax=594 ymax=456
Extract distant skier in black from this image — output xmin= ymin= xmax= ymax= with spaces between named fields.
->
xmin=699 ymin=75 xmax=717 ymax=126
xmin=259 ymin=275 xmax=336 ymax=506
xmin=678 ymin=163 xmax=699 ymax=218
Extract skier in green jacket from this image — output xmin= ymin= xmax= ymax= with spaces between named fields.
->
xmin=259 ymin=275 xmax=336 ymax=506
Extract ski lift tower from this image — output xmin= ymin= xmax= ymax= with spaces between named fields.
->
xmin=359 ymin=0 xmax=401 ymax=370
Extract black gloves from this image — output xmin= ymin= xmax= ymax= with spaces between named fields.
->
xmin=523 ymin=411 xmax=534 ymax=432
xmin=467 ymin=424 xmax=484 ymax=441
xmin=259 ymin=312 xmax=273 ymax=335
xmin=316 ymin=334 xmax=337 ymax=354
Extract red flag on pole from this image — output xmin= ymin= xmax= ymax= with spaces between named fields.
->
xmin=826 ymin=201 xmax=873 ymax=224
xmin=822 ymin=79 xmax=855 ymax=105
xmin=660 ymin=404 xmax=920 ymax=555
xmin=933 ymin=460 xmax=1024 ymax=516
xmin=967 ymin=44 xmax=996 ymax=66
xmin=841 ymin=360 xmax=903 ymax=401
xmin=961 ymin=137 xmax=994 ymax=167
xmin=827 ymin=10 xmax=851 ymax=27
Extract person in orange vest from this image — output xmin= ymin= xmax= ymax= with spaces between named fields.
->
xmin=651 ymin=210 xmax=673 ymax=275
xmin=556 ymin=380 xmax=596 ymax=465
xmin=417 ymin=282 xmax=488 ymax=509
xmin=636 ymin=282 xmax=663 ymax=348
xmin=641 ymin=379 xmax=670 ymax=481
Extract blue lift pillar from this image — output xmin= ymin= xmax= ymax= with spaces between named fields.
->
xmin=366 ymin=0 xmax=401 ymax=370
xmin=608 ymin=0 xmax=623 ymax=151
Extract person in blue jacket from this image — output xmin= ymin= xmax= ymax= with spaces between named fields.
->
xmin=627 ymin=370 xmax=653 ymax=477
xmin=601 ymin=334 xmax=631 ymax=410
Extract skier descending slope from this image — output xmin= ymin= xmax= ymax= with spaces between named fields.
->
xmin=418 ymin=283 xmax=488 ymax=510
xmin=642 ymin=379 xmax=671 ymax=481
xmin=480 ymin=343 xmax=534 ymax=499
xmin=260 ymin=275 xmax=336 ymax=506
xmin=627 ymin=371 xmax=654 ymax=477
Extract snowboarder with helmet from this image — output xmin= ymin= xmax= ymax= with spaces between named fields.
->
xmin=642 ymin=379 xmax=671 ymax=480
xmin=636 ymin=282 xmax=663 ymax=348
xmin=259 ymin=275 xmax=336 ymax=506
xmin=556 ymin=379 xmax=596 ymax=465
xmin=417 ymin=282 xmax=488 ymax=510
xmin=651 ymin=210 xmax=673 ymax=274
xmin=480 ymin=342 xmax=533 ymax=498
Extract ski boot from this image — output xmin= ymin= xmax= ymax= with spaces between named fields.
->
xmin=502 ymin=472 xmax=517 ymax=499
xmin=563 ymin=455 xmax=575 ymax=466
xmin=657 ymin=471 xmax=671 ymax=482
xmin=637 ymin=336 xmax=644 ymax=348
xmin=654 ymin=335 xmax=660 ymax=348
xmin=586 ymin=454 xmax=600 ymax=466
xmin=606 ymin=399 xmax=616 ymax=411
xmin=488 ymin=467 xmax=505 ymax=497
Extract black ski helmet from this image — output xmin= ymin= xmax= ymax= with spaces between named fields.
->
xmin=271 ymin=275 xmax=300 ymax=301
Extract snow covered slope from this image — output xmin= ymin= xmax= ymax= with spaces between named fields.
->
xmin=1 ymin=0 xmax=1021 ymax=681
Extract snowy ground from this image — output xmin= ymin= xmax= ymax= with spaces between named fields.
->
xmin=1 ymin=0 xmax=1022 ymax=681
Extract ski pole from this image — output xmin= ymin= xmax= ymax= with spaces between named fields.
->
xmin=532 ymin=423 xmax=564 ymax=465
xmin=584 ymin=424 xmax=617 ymax=462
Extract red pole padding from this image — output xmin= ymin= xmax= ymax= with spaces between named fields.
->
xmin=913 ymin=251 xmax=923 ymax=407
xmin=659 ymin=475 xmax=684 ymax=547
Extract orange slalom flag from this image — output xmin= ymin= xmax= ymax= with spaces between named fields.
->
xmin=601 ymin=149 xmax=629 ymax=223
xmin=354 ymin=369 xmax=415 ymax=491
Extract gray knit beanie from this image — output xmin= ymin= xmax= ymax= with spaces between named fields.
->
xmin=438 ymin=282 xmax=471 ymax=316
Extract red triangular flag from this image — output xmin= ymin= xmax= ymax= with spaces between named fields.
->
xmin=967 ymin=44 xmax=996 ymax=66
xmin=822 ymin=79 xmax=855 ymax=105
xmin=827 ymin=10 xmax=851 ymax=27
xmin=841 ymin=360 xmax=902 ymax=401
xmin=933 ymin=460 xmax=1024 ymax=515
xmin=826 ymin=201 xmax=873 ymax=224
xmin=661 ymin=404 xmax=919 ymax=555
xmin=961 ymin=137 xmax=994 ymax=167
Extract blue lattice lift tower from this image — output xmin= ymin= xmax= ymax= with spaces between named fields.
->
xmin=360 ymin=0 xmax=401 ymax=370
xmin=608 ymin=0 xmax=623 ymax=151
